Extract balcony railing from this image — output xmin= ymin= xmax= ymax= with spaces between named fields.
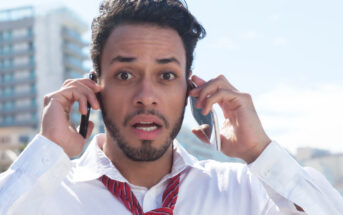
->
xmin=0 ymin=48 xmax=34 ymax=59
xmin=0 ymin=104 xmax=37 ymax=115
xmin=61 ymin=28 xmax=87 ymax=47
xmin=0 ymin=118 xmax=38 ymax=128
xmin=63 ymin=43 xmax=87 ymax=60
xmin=64 ymin=57 xmax=88 ymax=74
xmin=0 ymin=90 xmax=36 ymax=102
xmin=0 ymin=34 xmax=34 ymax=45
xmin=0 ymin=61 xmax=35 ymax=73
xmin=0 ymin=75 xmax=35 ymax=88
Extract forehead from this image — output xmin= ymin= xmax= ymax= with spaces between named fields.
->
xmin=101 ymin=24 xmax=186 ymax=68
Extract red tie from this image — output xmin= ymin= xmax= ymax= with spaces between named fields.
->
xmin=99 ymin=173 xmax=181 ymax=215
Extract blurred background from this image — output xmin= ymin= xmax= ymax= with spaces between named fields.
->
xmin=0 ymin=0 xmax=342 ymax=194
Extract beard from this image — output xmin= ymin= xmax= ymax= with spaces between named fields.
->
xmin=97 ymin=92 xmax=186 ymax=162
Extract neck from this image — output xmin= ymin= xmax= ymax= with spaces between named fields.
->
xmin=103 ymin=133 xmax=173 ymax=189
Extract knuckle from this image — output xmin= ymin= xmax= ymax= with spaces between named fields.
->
xmin=63 ymin=79 xmax=73 ymax=86
xmin=217 ymin=74 xmax=226 ymax=81
xmin=218 ymin=88 xmax=226 ymax=94
xmin=241 ymin=92 xmax=252 ymax=100
xmin=43 ymin=95 xmax=51 ymax=106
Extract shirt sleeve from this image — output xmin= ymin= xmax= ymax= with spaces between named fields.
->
xmin=248 ymin=141 xmax=343 ymax=215
xmin=0 ymin=134 xmax=71 ymax=215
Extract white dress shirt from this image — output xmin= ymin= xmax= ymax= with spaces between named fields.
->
xmin=0 ymin=134 xmax=342 ymax=215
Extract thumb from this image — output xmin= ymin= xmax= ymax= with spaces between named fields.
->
xmin=192 ymin=124 xmax=211 ymax=144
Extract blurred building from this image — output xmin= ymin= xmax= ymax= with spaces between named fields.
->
xmin=176 ymin=125 xmax=242 ymax=163
xmin=0 ymin=6 xmax=89 ymax=170
xmin=296 ymin=147 xmax=343 ymax=196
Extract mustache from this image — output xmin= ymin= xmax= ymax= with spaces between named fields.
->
xmin=123 ymin=109 xmax=169 ymax=129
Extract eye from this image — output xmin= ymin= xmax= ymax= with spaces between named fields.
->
xmin=160 ymin=72 xmax=176 ymax=81
xmin=116 ymin=71 xmax=132 ymax=81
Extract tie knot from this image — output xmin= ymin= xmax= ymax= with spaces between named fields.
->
xmin=99 ymin=173 xmax=181 ymax=215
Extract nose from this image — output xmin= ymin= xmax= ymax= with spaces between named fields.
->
xmin=133 ymin=79 xmax=158 ymax=107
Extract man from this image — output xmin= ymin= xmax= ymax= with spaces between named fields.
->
xmin=0 ymin=0 xmax=342 ymax=214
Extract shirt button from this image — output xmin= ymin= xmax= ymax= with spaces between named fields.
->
xmin=263 ymin=170 xmax=270 ymax=177
xmin=41 ymin=156 xmax=50 ymax=165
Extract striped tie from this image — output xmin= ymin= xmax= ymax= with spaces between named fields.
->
xmin=99 ymin=173 xmax=181 ymax=215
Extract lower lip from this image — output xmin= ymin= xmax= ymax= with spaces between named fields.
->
xmin=131 ymin=126 xmax=162 ymax=140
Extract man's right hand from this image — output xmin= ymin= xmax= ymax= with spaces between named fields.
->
xmin=40 ymin=78 xmax=102 ymax=158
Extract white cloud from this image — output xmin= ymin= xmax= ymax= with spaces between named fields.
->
xmin=273 ymin=36 xmax=288 ymax=47
xmin=255 ymin=84 xmax=343 ymax=154
xmin=270 ymin=14 xmax=281 ymax=22
xmin=242 ymin=31 xmax=259 ymax=40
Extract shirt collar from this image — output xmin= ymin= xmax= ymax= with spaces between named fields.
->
xmin=69 ymin=133 xmax=204 ymax=183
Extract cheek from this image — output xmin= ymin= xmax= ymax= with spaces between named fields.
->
xmin=101 ymin=88 xmax=129 ymax=117
xmin=165 ymin=86 xmax=187 ymax=113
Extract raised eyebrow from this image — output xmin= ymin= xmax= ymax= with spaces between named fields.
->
xmin=156 ymin=57 xmax=180 ymax=65
xmin=110 ymin=56 xmax=136 ymax=65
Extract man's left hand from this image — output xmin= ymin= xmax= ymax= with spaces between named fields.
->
xmin=189 ymin=75 xmax=271 ymax=164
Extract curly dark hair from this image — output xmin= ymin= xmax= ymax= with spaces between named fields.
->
xmin=90 ymin=0 xmax=206 ymax=77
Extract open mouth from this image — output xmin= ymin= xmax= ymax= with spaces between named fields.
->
xmin=132 ymin=121 xmax=161 ymax=132
xmin=129 ymin=115 xmax=164 ymax=140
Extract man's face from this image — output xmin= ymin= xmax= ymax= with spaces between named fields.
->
xmin=99 ymin=24 xmax=188 ymax=161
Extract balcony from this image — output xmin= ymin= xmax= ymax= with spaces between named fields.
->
xmin=64 ymin=57 xmax=88 ymax=74
xmin=61 ymin=28 xmax=88 ymax=48
xmin=0 ymin=34 xmax=34 ymax=46
xmin=0 ymin=61 xmax=35 ymax=73
xmin=0 ymin=104 xmax=37 ymax=115
xmin=0 ymin=75 xmax=35 ymax=88
xmin=0 ymin=90 xmax=36 ymax=102
xmin=63 ymin=43 xmax=87 ymax=61
xmin=0 ymin=48 xmax=34 ymax=60
xmin=0 ymin=118 xmax=38 ymax=128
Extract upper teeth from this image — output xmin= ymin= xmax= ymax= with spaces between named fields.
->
xmin=139 ymin=122 xmax=154 ymax=124
xmin=136 ymin=126 xmax=158 ymax=131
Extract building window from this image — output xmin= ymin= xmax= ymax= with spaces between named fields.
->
xmin=27 ymin=27 xmax=33 ymax=37
xmin=31 ymin=112 xmax=37 ymax=120
xmin=29 ymin=56 xmax=34 ymax=65
xmin=31 ymin=98 xmax=36 ymax=106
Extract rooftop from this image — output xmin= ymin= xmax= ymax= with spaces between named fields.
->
xmin=0 ymin=6 xmax=34 ymax=22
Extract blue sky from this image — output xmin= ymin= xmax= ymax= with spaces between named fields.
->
xmin=1 ymin=0 xmax=343 ymax=153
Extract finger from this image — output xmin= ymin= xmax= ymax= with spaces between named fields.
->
xmin=86 ymin=121 xmax=95 ymax=139
xmin=74 ymin=81 xmax=100 ymax=110
xmin=63 ymin=78 xmax=102 ymax=96
xmin=195 ymin=76 xmax=229 ymax=108
xmin=80 ymin=78 xmax=102 ymax=92
xmin=189 ymin=75 xmax=207 ymax=97
xmin=191 ymin=75 xmax=238 ymax=109
xmin=63 ymin=78 xmax=101 ymax=92
xmin=201 ymin=88 xmax=241 ymax=115
xmin=77 ymin=93 xmax=88 ymax=115
xmin=192 ymin=124 xmax=211 ymax=144
xmin=63 ymin=82 xmax=100 ymax=110
xmin=58 ymin=89 xmax=89 ymax=115
xmin=191 ymin=75 xmax=207 ymax=86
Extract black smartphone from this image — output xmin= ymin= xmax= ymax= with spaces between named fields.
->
xmin=189 ymin=81 xmax=221 ymax=151
xmin=79 ymin=73 xmax=97 ymax=138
